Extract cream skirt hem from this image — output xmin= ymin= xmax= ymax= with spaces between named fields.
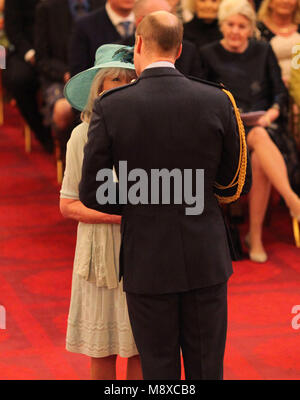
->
xmin=66 ymin=341 xmax=139 ymax=358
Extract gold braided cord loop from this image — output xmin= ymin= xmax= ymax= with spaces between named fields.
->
xmin=214 ymin=89 xmax=248 ymax=204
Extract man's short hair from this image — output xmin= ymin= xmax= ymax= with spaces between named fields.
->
xmin=136 ymin=11 xmax=183 ymax=56
xmin=134 ymin=0 xmax=171 ymax=20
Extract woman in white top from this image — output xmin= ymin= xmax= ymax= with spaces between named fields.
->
xmin=258 ymin=0 xmax=300 ymax=86
xmin=60 ymin=44 xmax=142 ymax=380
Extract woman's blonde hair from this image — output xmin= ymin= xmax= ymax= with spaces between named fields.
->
xmin=82 ymin=67 xmax=136 ymax=123
xmin=258 ymin=0 xmax=300 ymax=24
xmin=218 ymin=0 xmax=258 ymax=37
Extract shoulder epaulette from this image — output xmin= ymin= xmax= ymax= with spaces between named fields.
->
xmin=187 ymin=75 xmax=227 ymax=91
xmin=99 ymin=78 xmax=139 ymax=100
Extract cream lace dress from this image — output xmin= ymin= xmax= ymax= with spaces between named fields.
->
xmin=60 ymin=121 xmax=138 ymax=358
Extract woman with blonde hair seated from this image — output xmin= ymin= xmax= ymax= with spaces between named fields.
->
xmin=183 ymin=0 xmax=223 ymax=50
xmin=258 ymin=0 xmax=300 ymax=86
xmin=199 ymin=0 xmax=300 ymax=262
xmin=60 ymin=44 xmax=142 ymax=379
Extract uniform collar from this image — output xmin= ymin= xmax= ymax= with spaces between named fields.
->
xmin=139 ymin=67 xmax=183 ymax=80
xmin=145 ymin=61 xmax=175 ymax=70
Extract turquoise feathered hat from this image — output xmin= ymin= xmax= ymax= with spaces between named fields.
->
xmin=64 ymin=44 xmax=135 ymax=111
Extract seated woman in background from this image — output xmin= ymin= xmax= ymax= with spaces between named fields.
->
xmin=258 ymin=0 xmax=300 ymax=86
xmin=183 ymin=0 xmax=223 ymax=50
xmin=200 ymin=0 xmax=300 ymax=262
xmin=60 ymin=44 xmax=142 ymax=380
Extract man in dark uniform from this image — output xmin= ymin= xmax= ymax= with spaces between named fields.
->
xmin=79 ymin=11 xmax=251 ymax=379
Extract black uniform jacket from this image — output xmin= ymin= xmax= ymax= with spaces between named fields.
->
xmin=79 ymin=68 xmax=252 ymax=295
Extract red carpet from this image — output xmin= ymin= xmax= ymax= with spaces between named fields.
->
xmin=0 ymin=104 xmax=299 ymax=380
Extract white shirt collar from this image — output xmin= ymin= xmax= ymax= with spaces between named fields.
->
xmin=145 ymin=61 xmax=175 ymax=69
xmin=105 ymin=2 xmax=134 ymax=27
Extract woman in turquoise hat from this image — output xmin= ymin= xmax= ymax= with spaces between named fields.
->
xmin=60 ymin=44 xmax=142 ymax=380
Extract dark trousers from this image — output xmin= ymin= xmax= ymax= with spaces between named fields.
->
xmin=3 ymin=52 xmax=52 ymax=145
xmin=126 ymin=282 xmax=228 ymax=380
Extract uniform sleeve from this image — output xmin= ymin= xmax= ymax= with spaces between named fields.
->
xmin=79 ymin=100 xmax=122 ymax=215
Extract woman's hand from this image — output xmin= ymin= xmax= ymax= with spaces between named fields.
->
xmin=256 ymin=115 xmax=270 ymax=127
xmin=257 ymin=107 xmax=280 ymax=127
xmin=60 ymin=198 xmax=121 ymax=224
